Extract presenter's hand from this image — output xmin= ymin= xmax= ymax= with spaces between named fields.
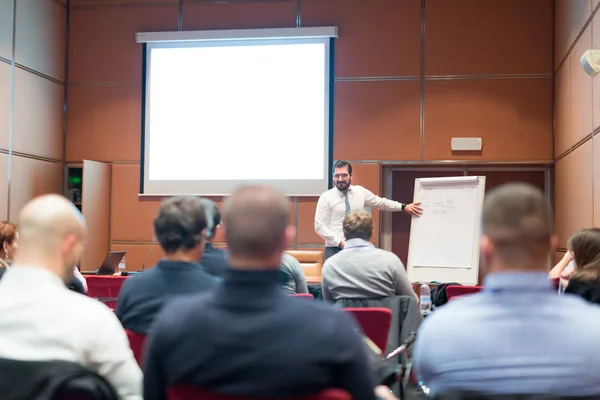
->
xmin=404 ymin=202 xmax=423 ymax=217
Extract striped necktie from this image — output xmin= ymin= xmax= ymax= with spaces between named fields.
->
xmin=344 ymin=190 xmax=351 ymax=214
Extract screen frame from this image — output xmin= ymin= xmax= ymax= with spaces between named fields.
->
xmin=139 ymin=34 xmax=335 ymax=197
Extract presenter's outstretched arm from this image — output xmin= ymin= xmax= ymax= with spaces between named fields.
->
xmin=363 ymin=188 xmax=423 ymax=216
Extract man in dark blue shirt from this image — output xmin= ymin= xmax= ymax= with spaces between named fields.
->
xmin=198 ymin=199 xmax=229 ymax=278
xmin=143 ymin=185 xmax=383 ymax=400
xmin=116 ymin=196 xmax=217 ymax=334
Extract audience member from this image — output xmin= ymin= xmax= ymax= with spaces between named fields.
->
xmin=198 ymin=198 xmax=229 ymax=277
xmin=0 ymin=222 xmax=17 ymax=278
xmin=413 ymin=183 xmax=600 ymax=397
xmin=553 ymin=228 xmax=600 ymax=304
xmin=321 ymin=210 xmax=416 ymax=302
xmin=278 ymin=252 xmax=309 ymax=294
xmin=116 ymin=196 xmax=217 ymax=334
xmin=144 ymin=185 xmax=390 ymax=400
xmin=0 ymin=195 xmax=142 ymax=399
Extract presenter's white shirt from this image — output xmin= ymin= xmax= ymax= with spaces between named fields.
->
xmin=0 ymin=266 xmax=142 ymax=400
xmin=314 ymin=185 xmax=404 ymax=247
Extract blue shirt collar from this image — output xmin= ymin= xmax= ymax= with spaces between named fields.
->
xmin=344 ymin=238 xmax=374 ymax=249
xmin=483 ymin=271 xmax=553 ymax=292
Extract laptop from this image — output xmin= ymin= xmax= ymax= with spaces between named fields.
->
xmin=96 ymin=251 xmax=126 ymax=275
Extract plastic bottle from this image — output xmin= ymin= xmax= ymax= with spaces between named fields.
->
xmin=118 ymin=256 xmax=126 ymax=274
xmin=419 ymin=282 xmax=432 ymax=315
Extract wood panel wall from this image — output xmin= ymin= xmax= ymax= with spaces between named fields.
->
xmin=554 ymin=0 xmax=600 ymax=258
xmin=0 ymin=0 xmax=65 ymax=223
xmin=65 ymin=0 xmax=554 ymax=270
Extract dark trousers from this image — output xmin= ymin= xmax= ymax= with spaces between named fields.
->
xmin=324 ymin=246 xmax=342 ymax=262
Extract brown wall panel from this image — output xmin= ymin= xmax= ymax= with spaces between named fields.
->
xmin=9 ymin=156 xmax=62 ymax=222
xmin=0 ymin=0 xmax=13 ymax=60
xmin=73 ymin=0 xmax=176 ymax=5
xmin=66 ymin=86 xmax=141 ymax=162
xmin=12 ymin=68 xmax=64 ymax=160
xmin=0 ymin=62 xmax=10 ymax=150
xmin=333 ymin=80 xmax=420 ymax=161
xmin=183 ymin=1 xmax=296 ymax=31
xmin=301 ymin=0 xmax=421 ymax=78
xmin=554 ymin=0 xmax=570 ymax=68
xmin=423 ymin=78 xmax=553 ymax=160
xmin=554 ymin=157 xmax=569 ymax=248
xmin=14 ymin=0 xmax=66 ymax=81
xmin=426 ymin=0 xmax=553 ymax=76
xmin=69 ymin=5 xmax=178 ymax=83
xmin=570 ymin=141 xmax=594 ymax=235
xmin=555 ymin=250 xmax=567 ymax=266
xmin=297 ymin=163 xmax=381 ymax=245
xmin=555 ymin=58 xmax=571 ymax=158
xmin=570 ymin=0 xmax=592 ymax=46
xmin=569 ymin=24 xmax=592 ymax=146
xmin=109 ymin=243 xmax=165 ymax=272
xmin=593 ymin=12 xmax=600 ymax=131
xmin=111 ymin=164 xmax=161 ymax=241
xmin=0 ymin=153 xmax=8 ymax=221
xmin=594 ymin=136 xmax=600 ymax=227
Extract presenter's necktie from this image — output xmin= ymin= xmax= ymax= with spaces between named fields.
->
xmin=344 ymin=190 xmax=351 ymax=214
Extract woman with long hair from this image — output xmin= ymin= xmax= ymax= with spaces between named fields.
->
xmin=0 ymin=222 xmax=18 ymax=276
xmin=550 ymin=228 xmax=600 ymax=304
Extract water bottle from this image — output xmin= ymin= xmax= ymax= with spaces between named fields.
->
xmin=420 ymin=283 xmax=432 ymax=315
xmin=118 ymin=256 xmax=126 ymax=274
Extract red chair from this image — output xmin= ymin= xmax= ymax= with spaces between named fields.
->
xmin=445 ymin=285 xmax=483 ymax=301
xmin=125 ymin=330 xmax=146 ymax=367
xmin=167 ymin=386 xmax=350 ymax=400
xmin=86 ymin=276 xmax=128 ymax=309
xmin=291 ymin=293 xmax=314 ymax=299
xmin=343 ymin=307 xmax=392 ymax=353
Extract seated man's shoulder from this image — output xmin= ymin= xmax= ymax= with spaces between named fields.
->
xmin=63 ymin=290 xmax=122 ymax=324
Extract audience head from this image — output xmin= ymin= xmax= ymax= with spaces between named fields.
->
xmin=15 ymin=194 xmax=87 ymax=283
xmin=154 ymin=196 xmax=208 ymax=261
xmin=332 ymin=160 xmax=352 ymax=192
xmin=200 ymin=198 xmax=222 ymax=243
xmin=223 ymin=185 xmax=293 ymax=269
xmin=0 ymin=222 xmax=18 ymax=261
xmin=568 ymin=228 xmax=600 ymax=282
xmin=343 ymin=210 xmax=373 ymax=241
xmin=480 ymin=183 xmax=554 ymax=272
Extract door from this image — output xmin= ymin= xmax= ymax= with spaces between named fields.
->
xmin=81 ymin=160 xmax=111 ymax=271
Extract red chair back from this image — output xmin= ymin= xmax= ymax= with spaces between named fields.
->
xmin=86 ymin=276 xmax=128 ymax=309
xmin=343 ymin=307 xmax=392 ymax=353
xmin=291 ymin=293 xmax=314 ymax=299
xmin=125 ymin=330 xmax=146 ymax=367
xmin=446 ymin=285 xmax=482 ymax=301
xmin=167 ymin=386 xmax=350 ymax=400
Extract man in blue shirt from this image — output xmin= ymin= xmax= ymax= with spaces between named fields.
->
xmin=413 ymin=183 xmax=600 ymax=397
xmin=116 ymin=196 xmax=217 ymax=334
xmin=143 ymin=185 xmax=392 ymax=400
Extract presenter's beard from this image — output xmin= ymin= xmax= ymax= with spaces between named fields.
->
xmin=335 ymin=180 xmax=350 ymax=191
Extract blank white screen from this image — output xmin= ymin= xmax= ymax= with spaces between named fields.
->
xmin=143 ymin=38 xmax=331 ymax=196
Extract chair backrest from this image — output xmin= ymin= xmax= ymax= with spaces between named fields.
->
xmin=445 ymin=285 xmax=482 ymax=301
xmin=291 ymin=293 xmax=314 ymax=299
xmin=125 ymin=330 xmax=146 ymax=367
xmin=284 ymin=250 xmax=323 ymax=282
xmin=87 ymin=276 xmax=128 ymax=298
xmin=433 ymin=391 xmax=600 ymax=400
xmin=167 ymin=386 xmax=350 ymax=400
xmin=343 ymin=307 xmax=392 ymax=353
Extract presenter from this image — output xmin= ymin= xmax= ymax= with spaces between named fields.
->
xmin=315 ymin=160 xmax=423 ymax=261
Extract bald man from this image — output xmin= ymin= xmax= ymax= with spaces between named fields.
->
xmin=0 ymin=195 xmax=142 ymax=399
xmin=144 ymin=185 xmax=386 ymax=400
